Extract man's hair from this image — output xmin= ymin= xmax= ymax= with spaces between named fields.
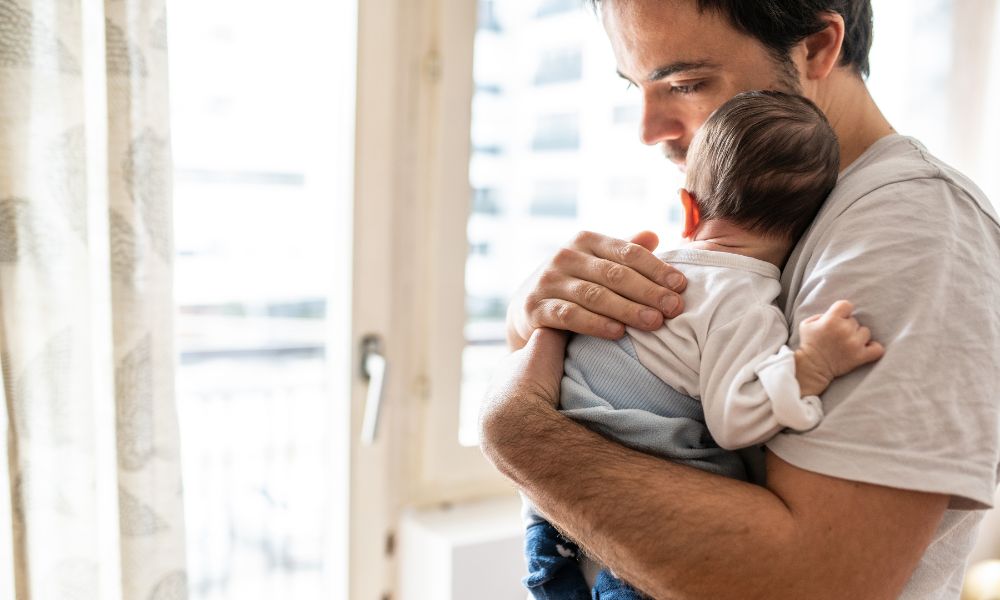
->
xmin=685 ymin=90 xmax=839 ymax=241
xmin=589 ymin=0 xmax=874 ymax=78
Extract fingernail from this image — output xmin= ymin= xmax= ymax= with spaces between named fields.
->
xmin=606 ymin=321 xmax=623 ymax=336
xmin=666 ymin=273 xmax=684 ymax=290
xmin=661 ymin=296 xmax=679 ymax=315
xmin=640 ymin=308 xmax=659 ymax=326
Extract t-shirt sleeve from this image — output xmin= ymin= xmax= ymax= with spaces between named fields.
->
xmin=768 ymin=178 xmax=1000 ymax=509
xmin=700 ymin=305 xmax=822 ymax=450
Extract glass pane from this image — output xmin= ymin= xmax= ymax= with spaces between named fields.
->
xmin=167 ymin=0 xmax=348 ymax=597
xmin=460 ymin=0 xmax=686 ymax=445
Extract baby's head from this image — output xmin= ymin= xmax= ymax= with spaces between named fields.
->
xmin=682 ymin=90 xmax=840 ymax=246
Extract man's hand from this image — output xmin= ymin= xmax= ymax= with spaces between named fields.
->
xmin=480 ymin=328 xmax=568 ymax=440
xmin=506 ymin=230 xmax=688 ymax=350
xmin=795 ymin=300 xmax=885 ymax=396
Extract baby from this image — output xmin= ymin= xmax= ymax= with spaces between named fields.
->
xmin=521 ymin=91 xmax=885 ymax=599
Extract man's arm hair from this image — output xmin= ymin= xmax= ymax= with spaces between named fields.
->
xmin=480 ymin=336 xmax=948 ymax=599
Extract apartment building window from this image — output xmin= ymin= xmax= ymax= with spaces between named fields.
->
xmin=479 ymin=0 xmax=503 ymax=31
xmin=473 ymin=143 xmax=504 ymax=155
xmin=536 ymin=0 xmax=584 ymax=18
xmin=530 ymin=180 xmax=578 ymax=218
xmin=476 ymin=82 xmax=503 ymax=95
xmin=532 ymin=113 xmax=580 ymax=151
xmin=613 ymin=103 xmax=640 ymax=125
xmin=668 ymin=204 xmax=683 ymax=225
xmin=534 ymin=48 xmax=583 ymax=85
xmin=469 ymin=241 xmax=492 ymax=256
xmin=472 ymin=188 xmax=502 ymax=215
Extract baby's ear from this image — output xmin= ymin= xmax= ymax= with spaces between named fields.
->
xmin=680 ymin=189 xmax=701 ymax=240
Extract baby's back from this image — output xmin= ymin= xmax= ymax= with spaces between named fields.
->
xmin=558 ymin=248 xmax=781 ymax=478
xmin=625 ymin=248 xmax=783 ymax=399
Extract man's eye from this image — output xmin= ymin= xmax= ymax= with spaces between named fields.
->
xmin=671 ymin=81 xmax=706 ymax=95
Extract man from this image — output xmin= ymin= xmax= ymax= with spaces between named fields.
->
xmin=478 ymin=1 xmax=1000 ymax=598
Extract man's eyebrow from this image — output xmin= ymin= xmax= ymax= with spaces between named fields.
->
xmin=617 ymin=61 xmax=717 ymax=83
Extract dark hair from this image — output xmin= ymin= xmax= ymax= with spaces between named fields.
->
xmin=589 ymin=0 xmax=874 ymax=78
xmin=685 ymin=90 xmax=839 ymax=241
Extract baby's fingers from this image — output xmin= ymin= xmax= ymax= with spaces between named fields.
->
xmin=826 ymin=300 xmax=855 ymax=319
xmin=859 ymin=341 xmax=885 ymax=364
xmin=801 ymin=313 xmax=823 ymax=325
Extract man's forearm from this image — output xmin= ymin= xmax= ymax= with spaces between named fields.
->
xmin=482 ymin=394 xmax=795 ymax=598
xmin=480 ymin=391 xmax=943 ymax=599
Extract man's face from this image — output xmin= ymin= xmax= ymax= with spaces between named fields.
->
xmin=602 ymin=0 xmax=801 ymax=170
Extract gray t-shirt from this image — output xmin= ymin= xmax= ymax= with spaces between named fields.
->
xmin=769 ymin=134 xmax=1000 ymax=598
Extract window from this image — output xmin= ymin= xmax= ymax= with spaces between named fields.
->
xmin=472 ymin=188 xmax=502 ymax=215
xmin=457 ymin=0 xmax=684 ymax=445
xmin=532 ymin=113 xmax=581 ymax=151
xmin=536 ymin=0 xmax=584 ymax=18
xmin=613 ymin=104 xmax=640 ymax=125
xmin=668 ymin=204 xmax=682 ymax=226
xmin=476 ymin=82 xmax=503 ymax=95
xmin=530 ymin=180 xmax=578 ymax=217
xmin=478 ymin=0 xmax=503 ymax=31
xmin=168 ymin=0 xmax=348 ymax=597
xmin=469 ymin=241 xmax=492 ymax=256
xmin=534 ymin=48 xmax=583 ymax=85
xmin=608 ymin=177 xmax=646 ymax=203
xmin=473 ymin=143 xmax=504 ymax=155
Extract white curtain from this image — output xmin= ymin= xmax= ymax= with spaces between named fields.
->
xmin=869 ymin=0 xmax=1000 ymax=206
xmin=0 ymin=0 xmax=187 ymax=598
xmin=949 ymin=0 xmax=1000 ymax=209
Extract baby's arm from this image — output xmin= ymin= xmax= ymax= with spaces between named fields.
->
xmin=700 ymin=301 xmax=883 ymax=450
xmin=793 ymin=300 xmax=885 ymax=396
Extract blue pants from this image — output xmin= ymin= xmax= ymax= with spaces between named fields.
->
xmin=523 ymin=521 xmax=646 ymax=600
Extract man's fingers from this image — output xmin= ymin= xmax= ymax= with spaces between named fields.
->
xmin=511 ymin=230 xmax=688 ymax=344
xmin=628 ymin=230 xmax=660 ymax=252
xmin=485 ymin=328 xmax=568 ymax=415
xmin=584 ymin=255 xmax=683 ymax=318
xmin=522 ymin=328 xmax=570 ymax=385
xmin=534 ymin=298 xmax=630 ymax=339
xmin=549 ymin=247 xmax=683 ymax=321
xmin=574 ymin=231 xmax=687 ymax=293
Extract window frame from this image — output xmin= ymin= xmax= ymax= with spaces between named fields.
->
xmin=407 ymin=0 xmax=514 ymax=504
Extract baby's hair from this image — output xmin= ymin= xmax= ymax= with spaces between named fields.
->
xmin=686 ymin=90 xmax=840 ymax=241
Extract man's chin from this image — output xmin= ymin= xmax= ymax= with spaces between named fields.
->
xmin=663 ymin=146 xmax=687 ymax=172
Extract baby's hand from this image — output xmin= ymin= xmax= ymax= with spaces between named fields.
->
xmin=794 ymin=300 xmax=885 ymax=396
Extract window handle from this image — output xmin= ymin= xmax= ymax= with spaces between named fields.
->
xmin=360 ymin=335 xmax=387 ymax=445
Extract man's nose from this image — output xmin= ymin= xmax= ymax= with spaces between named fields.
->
xmin=639 ymin=96 xmax=685 ymax=146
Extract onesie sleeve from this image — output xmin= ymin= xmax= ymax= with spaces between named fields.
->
xmin=699 ymin=306 xmax=823 ymax=451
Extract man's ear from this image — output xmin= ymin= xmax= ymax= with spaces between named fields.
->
xmin=800 ymin=11 xmax=846 ymax=81
xmin=680 ymin=188 xmax=701 ymax=240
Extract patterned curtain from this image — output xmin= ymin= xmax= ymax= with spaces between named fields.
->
xmin=0 ymin=0 xmax=187 ymax=598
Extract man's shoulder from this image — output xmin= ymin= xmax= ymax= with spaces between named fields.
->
xmin=823 ymin=134 xmax=998 ymax=229
xmin=782 ymin=135 xmax=1000 ymax=317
